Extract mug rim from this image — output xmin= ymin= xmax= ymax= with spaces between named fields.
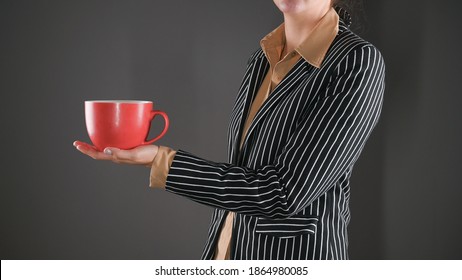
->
xmin=85 ymin=100 xmax=152 ymax=104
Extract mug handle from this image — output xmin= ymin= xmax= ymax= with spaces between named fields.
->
xmin=142 ymin=110 xmax=169 ymax=145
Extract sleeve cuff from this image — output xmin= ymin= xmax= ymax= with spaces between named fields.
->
xmin=149 ymin=146 xmax=177 ymax=189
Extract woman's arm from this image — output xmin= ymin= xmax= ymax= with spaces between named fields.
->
xmin=165 ymin=45 xmax=385 ymax=219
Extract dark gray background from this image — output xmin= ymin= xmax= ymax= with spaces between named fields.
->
xmin=1 ymin=0 xmax=461 ymax=260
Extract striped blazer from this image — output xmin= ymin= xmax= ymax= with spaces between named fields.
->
xmin=165 ymin=12 xmax=385 ymax=259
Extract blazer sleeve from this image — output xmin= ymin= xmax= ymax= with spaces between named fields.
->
xmin=164 ymin=45 xmax=385 ymax=219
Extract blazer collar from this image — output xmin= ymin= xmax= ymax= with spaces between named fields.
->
xmin=335 ymin=6 xmax=352 ymax=28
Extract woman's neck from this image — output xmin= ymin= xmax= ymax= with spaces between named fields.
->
xmin=282 ymin=4 xmax=331 ymax=56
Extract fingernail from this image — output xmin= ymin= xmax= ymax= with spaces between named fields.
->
xmin=104 ymin=148 xmax=113 ymax=155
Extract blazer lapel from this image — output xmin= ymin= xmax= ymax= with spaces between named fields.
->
xmin=240 ymin=59 xmax=314 ymax=152
xmin=230 ymin=53 xmax=270 ymax=163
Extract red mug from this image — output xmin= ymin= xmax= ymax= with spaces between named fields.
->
xmin=85 ymin=100 xmax=169 ymax=151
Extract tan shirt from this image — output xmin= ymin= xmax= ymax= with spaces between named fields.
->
xmin=150 ymin=7 xmax=339 ymax=260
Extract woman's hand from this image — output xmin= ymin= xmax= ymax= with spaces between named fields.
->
xmin=73 ymin=141 xmax=159 ymax=165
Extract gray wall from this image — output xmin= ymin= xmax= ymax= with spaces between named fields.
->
xmin=1 ymin=0 xmax=461 ymax=259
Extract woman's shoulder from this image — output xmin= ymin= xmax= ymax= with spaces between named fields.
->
xmin=324 ymin=25 xmax=384 ymax=70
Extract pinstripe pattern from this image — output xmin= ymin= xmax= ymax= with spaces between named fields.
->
xmin=165 ymin=14 xmax=385 ymax=259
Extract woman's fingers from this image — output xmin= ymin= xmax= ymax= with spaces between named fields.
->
xmin=73 ymin=140 xmax=93 ymax=151
xmin=73 ymin=141 xmax=158 ymax=165
xmin=73 ymin=141 xmax=113 ymax=160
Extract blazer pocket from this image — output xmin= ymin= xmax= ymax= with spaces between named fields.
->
xmin=255 ymin=215 xmax=319 ymax=239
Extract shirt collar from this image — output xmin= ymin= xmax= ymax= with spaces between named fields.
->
xmin=260 ymin=7 xmax=339 ymax=68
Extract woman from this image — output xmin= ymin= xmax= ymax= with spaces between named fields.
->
xmin=74 ymin=0 xmax=385 ymax=260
